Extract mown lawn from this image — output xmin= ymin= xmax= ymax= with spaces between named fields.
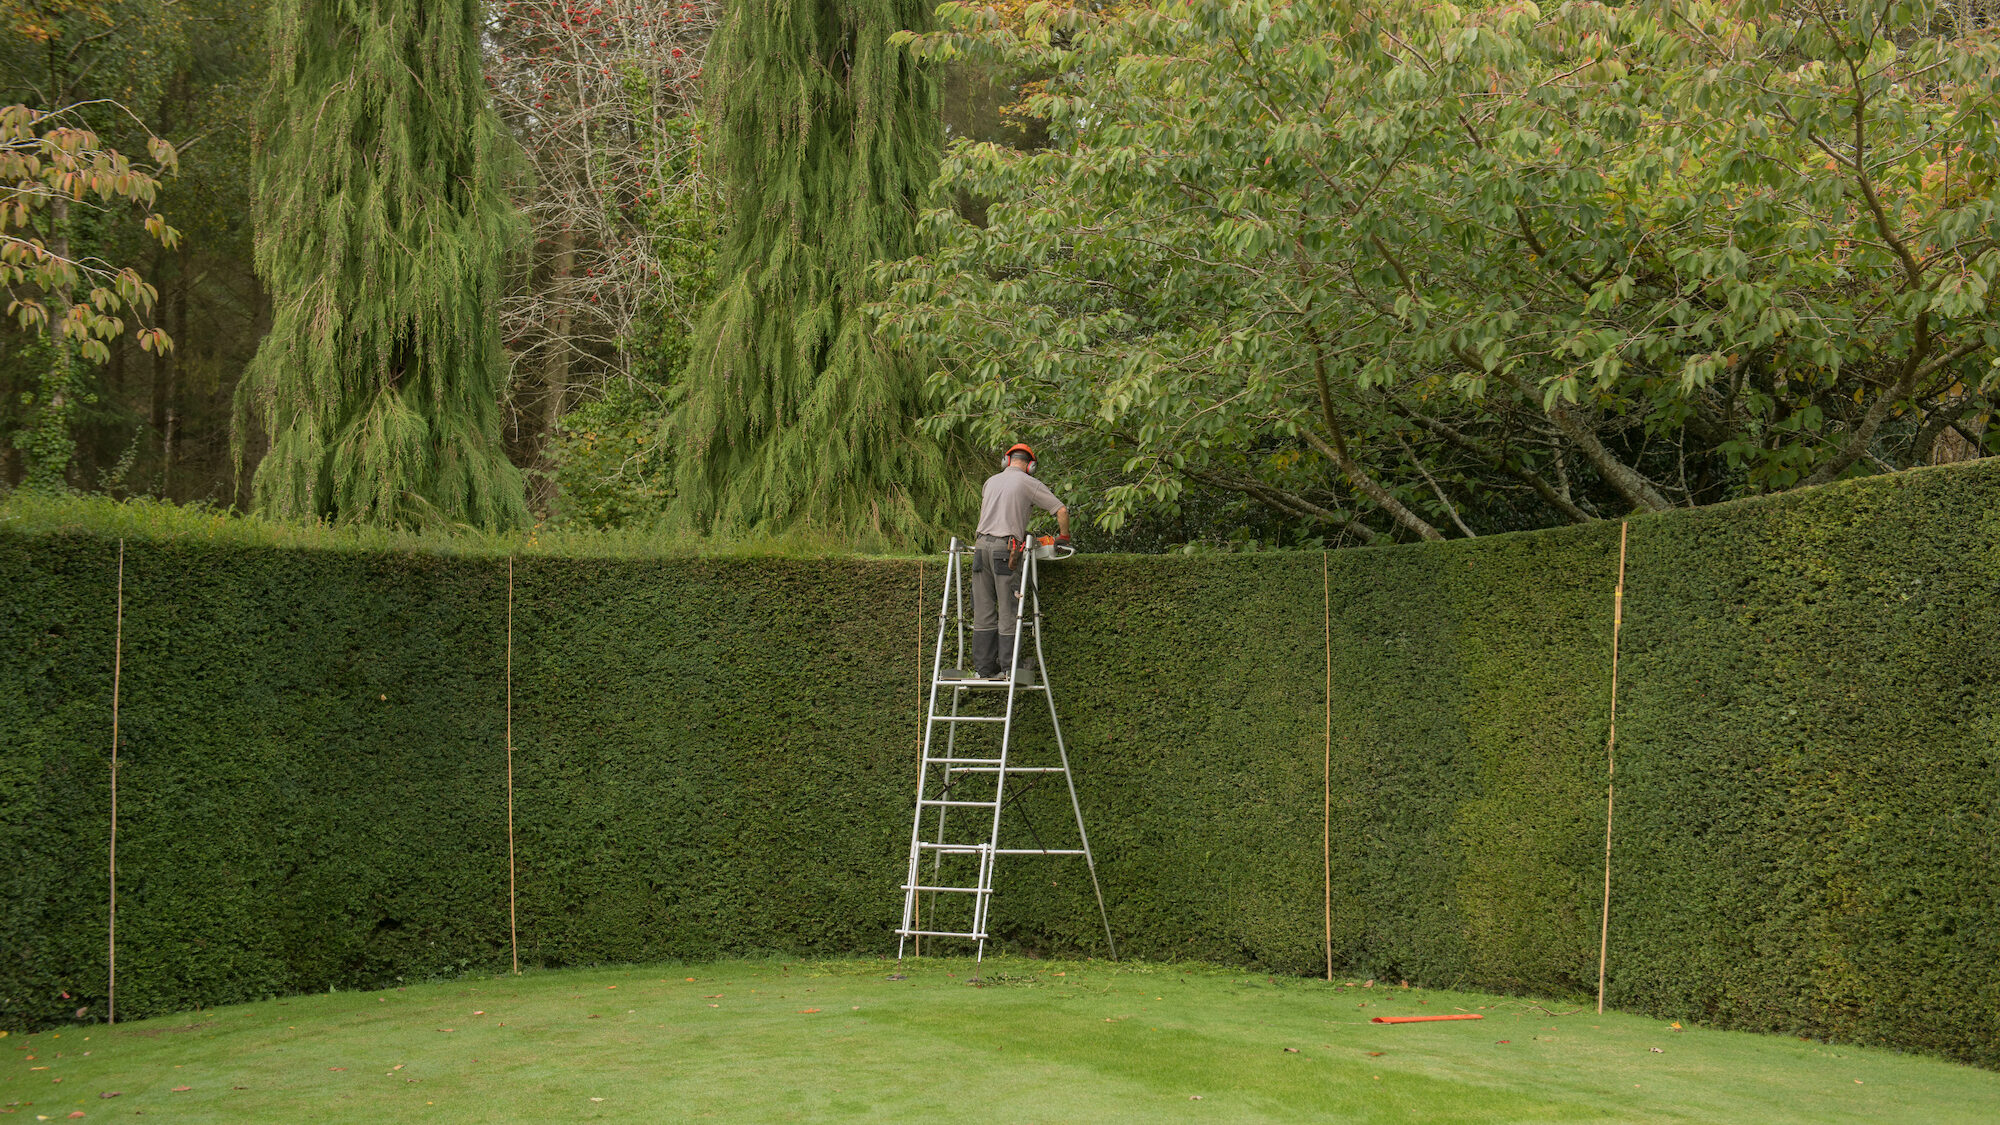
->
xmin=3 ymin=957 xmax=1995 ymax=1123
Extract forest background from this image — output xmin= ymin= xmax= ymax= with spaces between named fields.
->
xmin=3 ymin=0 xmax=1998 ymax=552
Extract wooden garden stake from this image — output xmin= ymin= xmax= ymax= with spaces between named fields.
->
xmin=108 ymin=539 xmax=124 ymax=1024
xmin=507 ymin=557 xmax=519 ymax=975
xmin=914 ymin=559 xmax=924 ymax=957
xmin=1596 ymin=522 xmax=1628 ymax=1014
xmin=1323 ymin=551 xmax=1334 ymax=982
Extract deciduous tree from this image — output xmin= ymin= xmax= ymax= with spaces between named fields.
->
xmin=882 ymin=0 xmax=2000 ymax=544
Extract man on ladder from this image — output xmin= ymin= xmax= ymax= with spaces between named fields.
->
xmin=898 ymin=444 xmax=1114 ymax=962
xmin=970 ymin=443 xmax=1070 ymax=683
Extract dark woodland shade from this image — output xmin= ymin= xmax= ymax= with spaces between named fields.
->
xmin=671 ymin=0 xmax=966 ymax=548
xmin=233 ymin=0 xmax=527 ymax=530
xmin=1 ymin=462 xmax=1994 ymax=1066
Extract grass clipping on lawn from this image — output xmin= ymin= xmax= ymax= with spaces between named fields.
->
xmin=2 ymin=959 xmax=1994 ymax=1124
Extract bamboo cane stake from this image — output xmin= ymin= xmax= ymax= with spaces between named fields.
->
xmin=507 ymin=557 xmax=519 ymax=975
xmin=1322 ymin=551 xmax=1333 ymax=982
xmin=108 ymin=539 xmax=124 ymax=1024
xmin=913 ymin=558 xmax=924 ymax=957
xmin=1596 ymin=521 xmax=1629 ymax=1014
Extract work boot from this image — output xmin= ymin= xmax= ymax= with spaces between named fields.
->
xmin=1003 ymin=633 xmax=1037 ymax=684
xmin=970 ymin=629 xmax=1000 ymax=679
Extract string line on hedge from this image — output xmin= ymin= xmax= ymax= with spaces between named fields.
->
xmin=507 ymin=556 xmax=519 ymax=975
xmin=108 ymin=538 xmax=125 ymax=1025
xmin=1322 ymin=550 xmax=1333 ymax=982
xmin=1596 ymin=521 xmax=1629 ymax=1015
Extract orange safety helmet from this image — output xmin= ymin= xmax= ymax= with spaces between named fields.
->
xmin=1005 ymin=442 xmax=1035 ymax=461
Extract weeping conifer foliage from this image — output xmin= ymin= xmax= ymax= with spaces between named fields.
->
xmin=234 ymin=0 xmax=528 ymax=530
xmin=673 ymin=0 xmax=965 ymax=548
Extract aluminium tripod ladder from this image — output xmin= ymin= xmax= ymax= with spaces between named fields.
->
xmin=896 ymin=537 xmax=1116 ymax=962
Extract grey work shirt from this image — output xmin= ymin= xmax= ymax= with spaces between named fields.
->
xmin=976 ymin=467 xmax=1064 ymax=539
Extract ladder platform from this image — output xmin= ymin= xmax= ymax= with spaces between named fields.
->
xmin=944 ymin=765 xmax=1065 ymax=773
xmin=928 ymin=714 xmax=1008 ymax=723
xmin=913 ymin=843 xmax=1088 ymax=856
xmin=917 ymin=798 xmax=1000 ymax=808
xmin=900 ymin=883 xmax=987 ymax=894
xmin=897 ymin=929 xmax=986 ymax=939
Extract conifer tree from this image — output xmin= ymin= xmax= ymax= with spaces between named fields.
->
xmin=234 ymin=0 xmax=527 ymax=529
xmin=672 ymin=0 xmax=964 ymax=547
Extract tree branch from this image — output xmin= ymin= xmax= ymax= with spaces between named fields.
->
xmin=1399 ymin=407 xmax=1597 ymax=524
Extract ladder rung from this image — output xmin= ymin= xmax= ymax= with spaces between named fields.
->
xmin=917 ymin=843 xmax=989 ymax=852
xmin=946 ymin=681 xmax=1045 ymax=691
xmin=950 ymin=766 xmax=1065 ymax=773
xmin=900 ymin=884 xmax=988 ymax=894
xmin=918 ymin=798 xmax=1000 ymax=808
xmin=897 ymin=929 xmax=986 ymax=939
xmin=926 ymin=756 xmax=1004 ymax=765
xmin=929 ymin=714 xmax=1007 ymax=723
xmin=993 ymin=848 xmax=1088 ymax=855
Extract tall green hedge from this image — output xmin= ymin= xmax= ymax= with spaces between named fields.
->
xmin=2 ymin=462 xmax=1995 ymax=1066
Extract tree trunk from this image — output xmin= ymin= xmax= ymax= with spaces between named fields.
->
xmin=162 ymin=243 xmax=189 ymax=496
xmin=533 ymin=228 xmax=577 ymax=512
xmin=32 ymin=193 xmax=77 ymax=490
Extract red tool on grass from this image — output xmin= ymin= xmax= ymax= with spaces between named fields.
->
xmin=1370 ymin=1014 xmax=1485 ymax=1024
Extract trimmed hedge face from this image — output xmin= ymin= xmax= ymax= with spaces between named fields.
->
xmin=2 ymin=462 xmax=1995 ymax=1066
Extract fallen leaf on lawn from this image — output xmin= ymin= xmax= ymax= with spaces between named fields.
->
xmin=329 ymin=1067 xmax=346 ymax=1072
xmin=703 ymin=995 xmax=722 ymax=999
xmin=798 ymin=1009 xmax=820 ymax=1014
xmin=587 ymin=1015 xmax=600 ymax=1020
xmin=1188 ymin=1095 xmax=1202 ymax=1101
xmin=1855 ymin=1080 xmax=1864 ymax=1085
xmin=606 ymin=986 xmax=616 ymax=990
xmin=96 ymin=1093 xmax=118 ymax=1099
xmin=884 ymin=975 xmax=905 ymax=981
xmin=684 ymin=977 xmax=694 ymax=982
xmin=1497 ymin=1041 xmax=1510 ymax=1045
xmin=171 ymin=1086 xmax=191 ymax=1093
xmin=473 ymin=1011 xmax=485 ymax=1017
xmin=437 ymin=1029 xmax=454 ymax=1033
xmin=233 ymin=1086 xmax=247 ymax=1090
xmin=1670 ymin=1022 xmax=1683 ymax=1031
xmin=67 ymin=1113 xmax=84 ymax=1119
xmin=1367 ymin=1052 xmax=1383 ymax=1057
xmin=590 ymin=1097 xmax=603 ymax=1103
xmin=392 ymin=1065 xmax=404 ymax=1072
xmin=707 ymin=1004 xmax=718 ymax=1009
xmin=1282 ymin=1048 xmax=1298 ymax=1053
xmin=1650 ymin=1047 xmax=1663 ymax=1054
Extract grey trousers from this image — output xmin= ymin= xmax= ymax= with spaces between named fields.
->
xmin=970 ymin=536 xmax=1020 ymax=636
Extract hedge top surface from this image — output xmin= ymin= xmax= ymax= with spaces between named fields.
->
xmin=8 ymin=458 xmax=1993 ymax=562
